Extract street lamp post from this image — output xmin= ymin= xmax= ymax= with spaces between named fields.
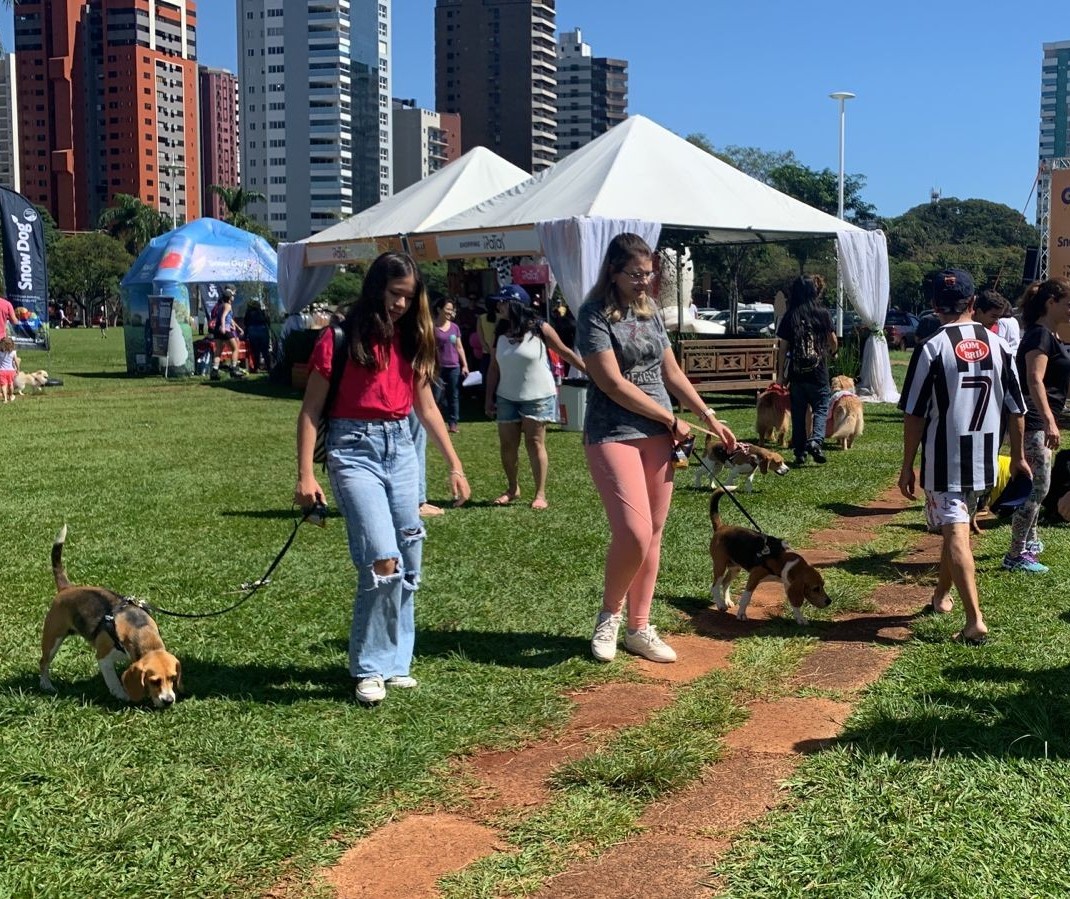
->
xmin=829 ymin=90 xmax=855 ymax=337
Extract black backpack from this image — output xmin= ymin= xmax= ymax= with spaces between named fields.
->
xmin=791 ymin=313 xmax=822 ymax=374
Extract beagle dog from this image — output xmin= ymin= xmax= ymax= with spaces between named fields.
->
xmin=708 ymin=488 xmax=830 ymax=624
xmin=39 ymin=525 xmax=181 ymax=707
xmin=694 ymin=436 xmax=789 ymax=492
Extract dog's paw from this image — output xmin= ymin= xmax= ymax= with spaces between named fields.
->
xmin=735 ymin=607 xmax=748 ymax=621
xmin=39 ymin=678 xmax=57 ymax=694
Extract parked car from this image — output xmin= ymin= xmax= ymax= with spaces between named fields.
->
xmin=696 ymin=309 xmax=730 ymax=324
xmin=884 ymin=310 xmax=920 ymax=349
xmin=736 ymin=309 xmax=776 ymax=337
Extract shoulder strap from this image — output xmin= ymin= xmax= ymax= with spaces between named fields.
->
xmin=322 ymin=324 xmax=347 ymax=417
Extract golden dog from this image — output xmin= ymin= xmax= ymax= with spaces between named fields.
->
xmin=709 ymin=488 xmax=830 ymax=624
xmin=39 ymin=525 xmax=182 ymax=707
xmin=756 ymin=383 xmax=791 ymax=447
xmin=827 ymin=375 xmax=864 ymax=450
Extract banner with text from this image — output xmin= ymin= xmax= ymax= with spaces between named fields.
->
xmin=0 ymin=186 xmax=49 ymax=349
xmin=1050 ymin=168 xmax=1070 ymax=281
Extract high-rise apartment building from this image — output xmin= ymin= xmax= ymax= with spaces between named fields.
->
xmin=239 ymin=0 xmax=391 ymax=241
xmin=0 ymin=54 xmax=20 ymax=191
xmin=199 ymin=66 xmax=239 ymax=221
xmin=14 ymin=0 xmax=200 ymax=232
xmin=555 ymin=28 xmax=626 ymax=159
xmin=392 ymin=99 xmax=461 ymax=192
xmin=435 ymin=0 xmax=556 ymax=174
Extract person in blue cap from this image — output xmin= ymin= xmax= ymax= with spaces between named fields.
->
xmin=484 ymin=283 xmax=584 ymax=508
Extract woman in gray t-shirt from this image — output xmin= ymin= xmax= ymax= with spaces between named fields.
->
xmin=575 ymin=233 xmax=737 ymax=666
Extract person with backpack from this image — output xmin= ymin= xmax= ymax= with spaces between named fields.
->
xmin=776 ymin=274 xmax=838 ymax=465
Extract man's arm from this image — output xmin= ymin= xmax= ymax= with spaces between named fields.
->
xmin=899 ymin=413 xmax=925 ymax=499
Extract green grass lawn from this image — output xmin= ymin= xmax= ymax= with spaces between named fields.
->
xmin=4 ymin=333 xmax=1067 ymax=898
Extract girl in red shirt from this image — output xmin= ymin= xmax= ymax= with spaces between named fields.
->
xmin=295 ymin=252 xmax=470 ymax=706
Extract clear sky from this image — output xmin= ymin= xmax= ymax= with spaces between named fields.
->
xmin=2 ymin=0 xmax=1062 ymax=219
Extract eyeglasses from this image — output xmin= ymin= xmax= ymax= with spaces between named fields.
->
xmin=622 ymin=270 xmax=655 ymax=282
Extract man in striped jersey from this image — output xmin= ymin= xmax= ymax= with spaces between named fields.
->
xmin=898 ymin=268 xmax=1031 ymax=645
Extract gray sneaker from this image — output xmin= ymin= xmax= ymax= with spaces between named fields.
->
xmin=385 ymin=675 xmax=418 ymax=689
xmin=591 ymin=610 xmax=622 ymax=662
xmin=354 ymin=675 xmax=386 ymax=705
xmin=623 ymin=625 xmax=677 ymax=663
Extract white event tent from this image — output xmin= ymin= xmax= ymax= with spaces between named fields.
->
xmin=416 ymin=116 xmax=895 ymax=402
xmin=277 ymin=146 xmax=531 ymax=314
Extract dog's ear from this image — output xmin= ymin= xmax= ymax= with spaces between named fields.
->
xmin=759 ymin=457 xmax=770 ymax=474
xmin=121 ymin=661 xmax=147 ymax=703
xmin=175 ymin=659 xmax=183 ymax=693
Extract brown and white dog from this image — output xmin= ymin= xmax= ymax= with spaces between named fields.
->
xmin=709 ymin=488 xmax=831 ymax=624
xmin=756 ymin=383 xmax=791 ymax=447
xmin=14 ymin=369 xmax=48 ymax=395
xmin=39 ymin=525 xmax=181 ymax=707
xmin=827 ymin=375 xmax=864 ymax=450
xmin=694 ymin=436 xmax=789 ymax=493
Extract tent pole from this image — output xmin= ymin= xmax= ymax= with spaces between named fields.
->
xmin=676 ymin=249 xmax=684 ymax=362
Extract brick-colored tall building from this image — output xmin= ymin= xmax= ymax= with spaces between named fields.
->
xmin=14 ymin=0 xmax=200 ymax=232
xmin=199 ymin=66 xmax=239 ymax=221
xmin=435 ymin=0 xmax=557 ymax=174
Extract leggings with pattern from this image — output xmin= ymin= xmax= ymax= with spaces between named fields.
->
xmin=1009 ymin=430 xmax=1051 ymax=556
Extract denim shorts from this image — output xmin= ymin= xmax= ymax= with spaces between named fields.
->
xmin=496 ymin=394 xmax=558 ymax=424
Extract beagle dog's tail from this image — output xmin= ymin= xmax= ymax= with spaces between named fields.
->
xmin=52 ymin=524 xmax=71 ymax=591
xmin=708 ymin=487 xmax=738 ymax=532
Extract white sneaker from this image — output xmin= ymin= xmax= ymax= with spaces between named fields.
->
xmin=624 ymin=625 xmax=677 ymax=663
xmin=385 ymin=675 xmax=418 ymax=689
xmin=591 ymin=610 xmax=622 ymax=662
xmin=354 ymin=676 xmax=386 ymax=705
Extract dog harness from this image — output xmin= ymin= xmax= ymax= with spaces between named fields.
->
xmin=89 ymin=596 xmax=150 ymax=656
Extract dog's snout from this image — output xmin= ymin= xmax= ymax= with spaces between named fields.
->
xmin=775 ymin=463 xmax=790 ymax=476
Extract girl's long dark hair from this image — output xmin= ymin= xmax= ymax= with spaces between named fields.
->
xmin=342 ymin=252 xmax=436 ymax=385
xmin=495 ymin=298 xmax=542 ymax=344
xmin=782 ymin=274 xmax=832 ymax=347
xmin=1018 ymin=278 xmax=1070 ymax=327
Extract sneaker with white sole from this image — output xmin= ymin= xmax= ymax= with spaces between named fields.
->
xmin=623 ymin=625 xmax=677 ymax=663
xmin=385 ymin=675 xmax=418 ymax=689
xmin=591 ymin=610 xmax=622 ymax=662
xmin=354 ymin=675 xmax=386 ymax=704
xmin=1002 ymin=552 xmax=1049 ymax=573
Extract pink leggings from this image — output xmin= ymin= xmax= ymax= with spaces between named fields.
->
xmin=585 ymin=435 xmax=675 ymax=630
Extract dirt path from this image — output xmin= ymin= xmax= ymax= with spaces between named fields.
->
xmin=277 ymin=485 xmax=944 ymax=899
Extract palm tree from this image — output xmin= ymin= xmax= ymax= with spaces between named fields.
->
xmin=209 ymin=184 xmax=265 ymax=229
xmin=98 ymin=194 xmax=171 ymax=255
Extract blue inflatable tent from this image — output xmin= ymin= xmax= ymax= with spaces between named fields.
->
xmin=120 ymin=218 xmax=279 ymax=377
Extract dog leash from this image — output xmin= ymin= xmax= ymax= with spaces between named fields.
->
xmin=128 ymin=504 xmax=326 ymax=620
xmin=686 ymin=443 xmax=767 ymax=534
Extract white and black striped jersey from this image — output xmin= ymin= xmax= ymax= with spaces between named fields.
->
xmin=899 ymin=322 xmax=1025 ymax=492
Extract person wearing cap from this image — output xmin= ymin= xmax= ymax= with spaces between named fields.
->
xmin=576 ymin=233 xmax=737 ymax=665
xmin=483 ymin=283 xmax=584 ymax=509
xmin=899 ymin=268 xmax=1031 ymax=644
xmin=208 ymin=287 xmax=247 ymax=380
xmin=1000 ymin=277 xmax=1070 ymax=573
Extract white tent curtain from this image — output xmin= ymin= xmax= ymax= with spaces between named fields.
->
xmin=836 ymin=229 xmax=898 ymax=404
xmin=278 ymin=242 xmax=334 ymax=314
xmin=536 ymin=217 xmax=661 ymax=314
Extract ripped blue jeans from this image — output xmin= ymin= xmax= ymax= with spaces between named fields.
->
xmin=327 ymin=418 xmax=425 ymax=679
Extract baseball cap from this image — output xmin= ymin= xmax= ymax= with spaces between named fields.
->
xmin=488 ymin=284 xmax=531 ymax=306
xmin=926 ymin=269 xmax=975 ymax=311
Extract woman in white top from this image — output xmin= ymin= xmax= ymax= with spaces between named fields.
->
xmin=485 ymin=284 xmax=585 ymax=509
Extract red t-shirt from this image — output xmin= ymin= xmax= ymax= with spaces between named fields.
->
xmin=308 ymin=327 xmax=414 ymax=420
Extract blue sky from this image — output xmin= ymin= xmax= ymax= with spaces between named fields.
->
xmin=3 ymin=1 xmax=1062 ymax=219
